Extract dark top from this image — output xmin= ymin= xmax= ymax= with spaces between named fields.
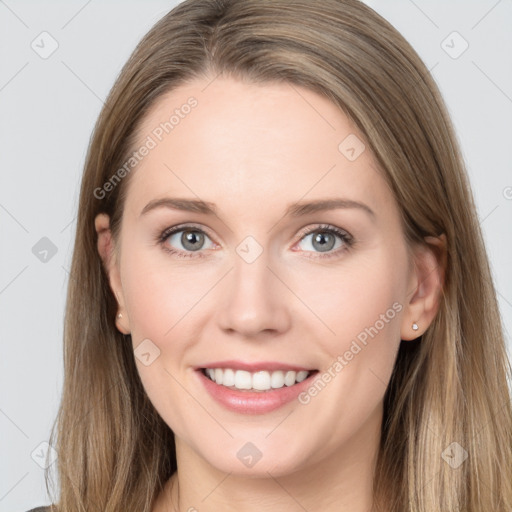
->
xmin=27 ymin=508 xmax=50 ymax=512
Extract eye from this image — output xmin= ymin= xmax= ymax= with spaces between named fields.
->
xmin=157 ymin=224 xmax=216 ymax=258
xmin=295 ymin=224 xmax=353 ymax=259
xmin=157 ymin=223 xmax=354 ymax=260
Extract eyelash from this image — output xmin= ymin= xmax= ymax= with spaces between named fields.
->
xmin=156 ymin=223 xmax=354 ymax=260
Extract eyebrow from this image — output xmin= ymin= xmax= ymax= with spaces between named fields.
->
xmin=139 ymin=197 xmax=375 ymax=219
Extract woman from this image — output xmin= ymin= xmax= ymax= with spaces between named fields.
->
xmin=31 ymin=0 xmax=512 ymax=511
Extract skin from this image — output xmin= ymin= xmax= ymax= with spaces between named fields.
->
xmin=95 ymin=75 xmax=445 ymax=512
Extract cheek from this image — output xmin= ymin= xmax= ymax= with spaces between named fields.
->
xmin=298 ymin=250 xmax=406 ymax=353
xmin=119 ymin=247 xmax=208 ymax=437
xmin=120 ymin=245 xmax=216 ymax=341
xmin=310 ymin=246 xmax=406 ymax=388
xmin=283 ymin=251 xmax=406 ymax=456
xmin=296 ymin=247 xmax=407 ymax=419
xmin=119 ymin=245 xmax=221 ymax=409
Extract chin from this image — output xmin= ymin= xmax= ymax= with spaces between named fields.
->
xmin=190 ymin=433 xmax=314 ymax=478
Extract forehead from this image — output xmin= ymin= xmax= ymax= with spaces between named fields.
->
xmin=124 ymin=76 xmax=393 ymax=220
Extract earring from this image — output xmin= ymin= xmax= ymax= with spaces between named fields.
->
xmin=412 ymin=322 xmax=419 ymax=331
xmin=117 ymin=313 xmax=123 ymax=319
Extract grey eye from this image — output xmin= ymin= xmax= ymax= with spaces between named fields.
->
xmin=165 ymin=229 xmax=214 ymax=252
xmin=180 ymin=230 xmax=205 ymax=251
xmin=298 ymin=229 xmax=345 ymax=253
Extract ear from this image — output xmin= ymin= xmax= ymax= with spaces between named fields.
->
xmin=94 ymin=213 xmax=131 ymax=335
xmin=400 ymin=233 xmax=447 ymax=341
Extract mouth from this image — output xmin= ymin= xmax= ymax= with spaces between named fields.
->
xmin=195 ymin=363 xmax=319 ymax=414
xmin=200 ymin=367 xmax=314 ymax=392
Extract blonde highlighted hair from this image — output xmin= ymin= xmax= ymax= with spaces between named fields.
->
xmin=45 ymin=0 xmax=512 ymax=510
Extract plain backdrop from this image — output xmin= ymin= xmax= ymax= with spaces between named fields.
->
xmin=1 ymin=1 xmax=511 ymax=510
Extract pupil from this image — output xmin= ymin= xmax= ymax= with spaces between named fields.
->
xmin=182 ymin=230 xmax=203 ymax=251
xmin=313 ymin=232 xmax=334 ymax=252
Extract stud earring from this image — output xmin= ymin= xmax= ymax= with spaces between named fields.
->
xmin=412 ymin=322 xmax=419 ymax=331
xmin=117 ymin=313 xmax=123 ymax=319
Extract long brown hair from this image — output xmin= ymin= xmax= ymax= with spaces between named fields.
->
xmin=45 ymin=0 xmax=512 ymax=510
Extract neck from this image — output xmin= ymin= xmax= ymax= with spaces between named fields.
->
xmin=155 ymin=404 xmax=383 ymax=512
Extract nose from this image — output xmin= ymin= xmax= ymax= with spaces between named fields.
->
xmin=215 ymin=248 xmax=292 ymax=339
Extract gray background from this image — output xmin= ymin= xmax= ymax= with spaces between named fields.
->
xmin=1 ymin=1 xmax=511 ymax=510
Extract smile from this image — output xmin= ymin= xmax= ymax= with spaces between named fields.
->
xmin=196 ymin=362 xmax=319 ymax=414
xmin=202 ymin=367 xmax=311 ymax=392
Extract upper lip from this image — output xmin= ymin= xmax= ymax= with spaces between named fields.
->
xmin=195 ymin=360 xmax=315 ymax=372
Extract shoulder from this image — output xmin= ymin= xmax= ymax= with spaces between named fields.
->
xmin=26 ymin=507 xmax=51 ymax=512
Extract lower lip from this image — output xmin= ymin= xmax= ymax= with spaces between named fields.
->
xmin=196 ymin=369 xmax=317 ymax=415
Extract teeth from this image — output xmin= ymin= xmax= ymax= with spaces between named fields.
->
xmin=222 ymin=368 xmax=235 ymax=387
xmin=296 ymin=370 xmax=309 ymax=382
xmin=203 ymin=368 xmax=311 ymax=391
xmin=234 ymin=370 xmax=252 ymax=390
xmin=253 ymin=371 xmax=270 ymax=391
xmin=271 ymin=371 xmax=285 ymax=389
xmin=284 ymin=371 xmax=296 ymax=386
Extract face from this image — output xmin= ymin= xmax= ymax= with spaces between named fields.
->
xmin=96 ymin=75 xmax=426 ymax=478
